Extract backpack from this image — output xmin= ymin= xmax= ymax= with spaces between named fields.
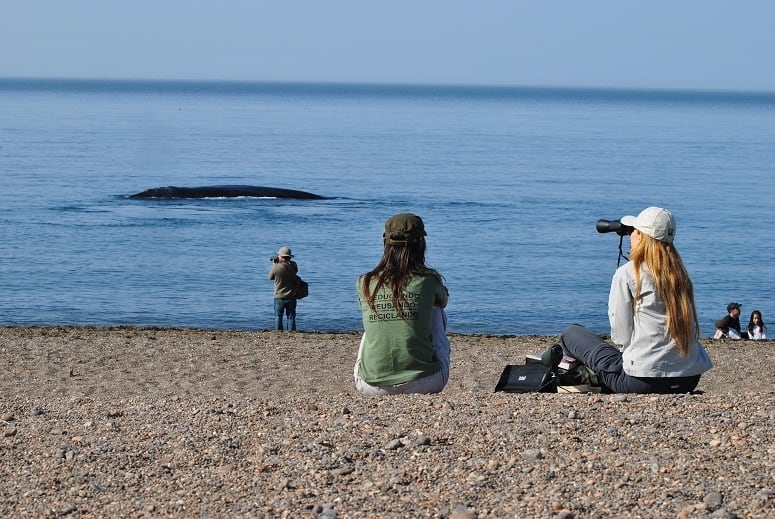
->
xmin=295 ymin=276 xmax=309 ymax=299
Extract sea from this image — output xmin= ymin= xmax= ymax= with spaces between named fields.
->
xmin=1 ymin=78 xmax=774 ymax=337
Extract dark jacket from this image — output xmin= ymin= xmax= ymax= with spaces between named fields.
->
xmin=714 ymin=314 xmax=741 ymax=335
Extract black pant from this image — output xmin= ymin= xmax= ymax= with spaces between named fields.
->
xmin=561 ymin=324 xmax=700 ymax=394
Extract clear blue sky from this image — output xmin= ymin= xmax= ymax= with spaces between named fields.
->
xmin=2 ymin=1 xmax=773 ymax=92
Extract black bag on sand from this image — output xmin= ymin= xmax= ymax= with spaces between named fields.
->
xmin=494 ymin=364 xmax=557 ymax=393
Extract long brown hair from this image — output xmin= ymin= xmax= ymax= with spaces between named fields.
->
xmin=748 ymin=310 xmax=766 ymax=336
xmin=629 ymin=233 xmax=698 ymax=355
xmin=361 ymin=234 xmax=438 ymax=316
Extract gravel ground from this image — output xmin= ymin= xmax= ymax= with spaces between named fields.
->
xmin=1 ymin=326 xmax=773 ymax=518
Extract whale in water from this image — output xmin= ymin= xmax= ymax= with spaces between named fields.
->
xmin=129 ymin=185 xmax=327 ymax=200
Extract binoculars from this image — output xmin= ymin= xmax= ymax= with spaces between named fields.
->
xmin=596 ymin=219 xmax=634 ymax=236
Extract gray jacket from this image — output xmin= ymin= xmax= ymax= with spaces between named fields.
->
xmin=608 ymin=261 xmax=712 ymax=377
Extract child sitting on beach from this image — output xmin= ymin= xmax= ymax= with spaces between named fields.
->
xmin=747 ymin=310 xmax=767 ymax=340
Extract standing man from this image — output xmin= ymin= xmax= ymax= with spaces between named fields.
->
xmin=714 ymin=302 xmax=743 ymax=339
xmin=268 ymin=246 xmax=298 ymax=331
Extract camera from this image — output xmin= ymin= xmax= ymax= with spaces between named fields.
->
xmin=596 ymin=219 xmax=634 ymax=236
xmin=270 ymin=256 xmax=279 ymax=263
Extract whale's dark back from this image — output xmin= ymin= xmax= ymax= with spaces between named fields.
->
xmin=129 ymin=185 xmax=326 ymax=200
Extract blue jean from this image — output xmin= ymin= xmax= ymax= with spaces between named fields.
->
xmin=274 ymin=298 xmax=297 ymax=331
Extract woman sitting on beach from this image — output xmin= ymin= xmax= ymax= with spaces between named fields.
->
xmin=747 ymin=310 xmax=767 ymax=340
xmin=354 ymin=213 xmax=450 ymax=396
xmin=558 ymin=207 xmax=712 ymax=393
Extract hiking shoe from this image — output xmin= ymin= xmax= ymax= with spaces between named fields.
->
xmin=559 ymin=364 xmax=600 ymax=387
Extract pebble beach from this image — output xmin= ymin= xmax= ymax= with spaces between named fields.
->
xmin=1 ymin=326 xmax=773 ymax=518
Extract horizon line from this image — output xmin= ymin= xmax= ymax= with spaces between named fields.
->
xmin=1 ymin=76 xmax=774 ymax=96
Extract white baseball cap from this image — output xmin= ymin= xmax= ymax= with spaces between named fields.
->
xmin=621 ymin=207 xmax=676 ymax=243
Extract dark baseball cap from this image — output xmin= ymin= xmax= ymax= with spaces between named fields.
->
xmin=727 ymin=302 xmax=741 ymax=312
xmin=383 ymin=213 xmax=426 ymax=246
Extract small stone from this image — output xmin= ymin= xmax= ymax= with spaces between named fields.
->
xmin=331 ymin=465 xmax=354 ymax=476
xmin=414 ymin=435 xmax=430 ymax=446
xmin=449 ymin=507 xmax=476 ymax=519
xmin=703 ymin=491 xmax=723 ymax=510
xmin=319 ymin=504 xmax=337 ymax=519
xmin=385 ymin=439 xmax=403 ymax=450
xmin=523 ymin=448 xmax=542 ymax=461
xmin=755 ymin=488 xmax=773 ymax=500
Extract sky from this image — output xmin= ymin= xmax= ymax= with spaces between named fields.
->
xmin=2 ymin=1 xmax=774 ymax=92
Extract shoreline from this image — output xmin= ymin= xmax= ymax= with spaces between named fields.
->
xmin=2 ymin=324 xmax=770 ymax=397
xmin=1 ymin=325 xmax=773 ymax=517
xmin=0 ymin=322 xmax=743 ymax=340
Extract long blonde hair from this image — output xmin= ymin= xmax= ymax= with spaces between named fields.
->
xmin=629 ymin=233 xmax=699 ymax=355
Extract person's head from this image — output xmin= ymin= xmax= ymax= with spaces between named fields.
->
xmin=727 ymin=302 xmax=741 ymax=318
xmin=381 ymin=212 xmax=427 ymax=267
xmin=623 ymin=207 xmax=679 ymax=270
xmin=748 ymin=310 xmax=764 ymax=328
xmin=621 ymin=206 xmax=697 ymax=355
xmin=362 ymin=213 xmax=432 ymax=311
xmin=277 ymin=246 xmax=293 ymax=263
xmin=621 ymin=206 xmax=676 ymax=251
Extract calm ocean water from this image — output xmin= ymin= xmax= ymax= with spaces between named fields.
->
xmin=1 ymin=79 xmax=774 ymax=337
